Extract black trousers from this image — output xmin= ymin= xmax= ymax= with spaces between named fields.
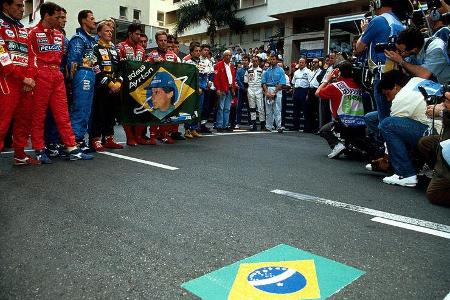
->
xmin=90 ymin=84 xmax=118 ymax=139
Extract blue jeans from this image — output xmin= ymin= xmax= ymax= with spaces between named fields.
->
xmin=70 ymin=69 xmax=95 ymax=141
xmin=235 ymin=88 xmax=246 ymax=125
xmin=292 ymin=87 xmax=309 ymax=130
xmin=380 ymin=117 xmax=428 ymax=177
xmin=216 ymin=90 xmax=232 ymax=129
xmin=374 ymin=72 xmax=391 ymax=123
xmin=186 ymin=92 xmax=204 ymax=130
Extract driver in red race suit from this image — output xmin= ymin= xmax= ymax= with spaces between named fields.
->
xmin=0 ymin=0 xmax=39 ymax=165
xmin=146 ymin=30 xmax=181 ymax=144
xmin=27 ymin=2 xmax=93 ymax=163
xmin=116 ymin=23 xmax=154 ymax=146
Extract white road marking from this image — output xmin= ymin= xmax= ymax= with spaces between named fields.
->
xmin=99 ymin=151 xmax=179 ymax=170
xmin=371 ymin=217 xmax=450 ymax=240
xmin=203 ymin=131 xmax=273 ymax=137
xmin=271 ymin=189 xmax=450 ymax=236
xmin=443 ymin=292 xmax=450 ymax=300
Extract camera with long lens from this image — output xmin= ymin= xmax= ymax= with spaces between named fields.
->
xmin=374 ymin=35 xmax=398 ymax=52
xmin=418 ymin=83 xmax=449 ymax=105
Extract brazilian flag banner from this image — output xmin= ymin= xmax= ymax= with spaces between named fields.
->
xmin=121 ymin=61 xmax=199 ymax=125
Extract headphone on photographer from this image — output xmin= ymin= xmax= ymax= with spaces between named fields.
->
xmin=430 ymin=9 xmax=442 ymax=21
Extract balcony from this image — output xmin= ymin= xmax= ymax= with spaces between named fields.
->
xmin=240 ymin=0 xmax=267 ymax=9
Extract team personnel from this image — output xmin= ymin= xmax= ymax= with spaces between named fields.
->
xmin=262 ymin=53 xmax=286 ymax=132
xmin=244 ymin=56 xmax=265 ymax=131
xmin=0 ymin=0 xmax=39 ymax=165
xmin=213 ymin=50 xmax=237 ymax=132
xmin=291 ymin=57 xmax=312 ymax=132
xmin=183 ymin=41 xmax=204 ymax=138
xmin=44 ymin=6 xmax=68 ymax=157
xmin=117 ymin=23 xmax=153 ymax=146
xmin=147 ymin=30 xmax=181 ymax=144
xmin=68 ymin=9 xmax=97 ymax=151
xmin=199 ymin=44 xmax=214 ymax=133
xmin=27 ymin=2 xmax=92 ymax=163
xmin=90 ymin=20 xmax=123 ymax=152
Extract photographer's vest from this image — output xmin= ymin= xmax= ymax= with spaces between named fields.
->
xmin=368 ymin=13 xmax=405 ymax=73
xmin=332 ymin=81 xmax=365 ymax=127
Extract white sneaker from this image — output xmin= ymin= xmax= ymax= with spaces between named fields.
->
xmin=328 ymin=143 xmax=346 ymax=159
xmin=383 ymin=174 xmax=417 ymax=187
xmin=234 ymin=124 xmax=240 ymax=129
xmin=365 ymin=163 xmax=372 ymax=171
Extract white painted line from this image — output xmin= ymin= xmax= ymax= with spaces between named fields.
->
xmin=371 ymin=217 xmax=450 ymax=240
xmin=443 ymin=292 xmax=450 ymax=300
xmin=1 ymin=149 xmax=34 ymax=155
xmin=203 ymin=131 xmax=273 ymax=137
xmin=271 ymin=189 xmax=450 ymax=234
xmin=99 ymin=151 xmax=179 ymax=171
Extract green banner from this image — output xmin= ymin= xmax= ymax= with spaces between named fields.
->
xmin=121 ymin=61 xmax=199 ymax=125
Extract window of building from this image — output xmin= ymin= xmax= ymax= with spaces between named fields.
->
xmin=241 ymin=0 xmax=266 ymax=9
xmin=252 ymin=28 xmax=260 ymax=41
xmin=119 ymin=6 xmax=127 ymax=19
xmin=133 ymin=9 xmax=141 ymax=21
xmin=157 ymin=11 xmax=165 ymax=26
xmin=264 ymin=27 xmax=273 ymax=39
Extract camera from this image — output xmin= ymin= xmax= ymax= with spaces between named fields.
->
xmin=427 ymin=0 xmax=450 ymax=8
xmin=418 ymin=83 xmax=449 ymax=105
xmin=442 ymin=12 xmax=450 ymax=24
xmin=374 ymin=36 xmax=397 ymax=52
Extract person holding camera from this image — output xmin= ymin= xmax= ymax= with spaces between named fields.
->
xmin=384 ymin=27 xmax=450 ymax=85
xmin=427 ymin=0 xmax=450 ymax=43
xmin=377 ymin=70 xmax=443 ymax=187
xmin=418 ymin=90 xmax=450 ymax=206
xmin=355 ymin=0 xmax=406 ymax=123
xmin=315 ymin=61 xmax=366 ymax=159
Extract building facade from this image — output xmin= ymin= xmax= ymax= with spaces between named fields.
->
xmin=22 ymin=0 xmax=170 ymax=46
xmin=163 ymin=0 xmax=369 ymax=65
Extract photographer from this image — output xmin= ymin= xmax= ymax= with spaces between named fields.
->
xmin=377 ymin=70 xmax=442 ymax=187
xmin=355 ymin=0 xmax=406 ymax=122
xmin=315 ymin=61 xmax=366 ymax=159
xmin=418 ymin=90 xmax=450 ymax=206
xmin=426 ymin=0 xmax=450 ymax=42
xmin=385 ymin=27 xmax=450 ymax=84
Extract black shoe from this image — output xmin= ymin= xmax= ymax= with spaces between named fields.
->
xmin=217 ymin=128 xmax=224 ymax=133
xmin=77 ymin=140 xmax=91 ymax=153
xmin=199 ymin=126 xmax=212 ymax=134
xmin=171 ymin=132 xmax=185 ymax=140
xmin=225 ymin=127 xmax=234 ymax=132
xmin=250 ymin=125 xmax=257 ymax=131
xmin=277 ymin=128 xmax=284 ymax=133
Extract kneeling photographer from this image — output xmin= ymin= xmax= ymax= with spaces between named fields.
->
xmin=418 ymin=88 xmax=450 ymax=206
xmin=384 ymin=27 xmax=450 ymax=84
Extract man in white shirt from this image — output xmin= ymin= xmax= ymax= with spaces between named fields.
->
xmin=378 ymin=70 xmax=442 ymax=187
xmin=291 ymin=57 xmax=312 ymax=131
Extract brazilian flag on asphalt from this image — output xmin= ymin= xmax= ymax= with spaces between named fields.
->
xmin=120 ymin=61 xmax=199 ymax=125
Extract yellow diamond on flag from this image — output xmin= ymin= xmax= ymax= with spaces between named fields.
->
xmin=129 ymin=66 xmax=195 ymax=112
xmin=228 ymin=260 xmax=320 ymax=300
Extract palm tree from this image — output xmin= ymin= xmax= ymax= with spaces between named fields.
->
xmin=175 ymin=0 xmax=246 ymax=47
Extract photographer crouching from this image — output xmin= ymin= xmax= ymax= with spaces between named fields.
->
xmin=418 ymin=89 xmax=450 ymax=206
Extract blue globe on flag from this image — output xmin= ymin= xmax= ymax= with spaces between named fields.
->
xmin=247 ymin=266 xmax=307 ymax=294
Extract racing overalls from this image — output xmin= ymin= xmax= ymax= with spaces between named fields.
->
xmin=244 ymin=66 xmax=265 ymax=126
xmin=67 ymin=27 xmax=97 ymax=143
xmin=27 ymin=21 xmax=76 ymax=151
xmin=0 ymin=12 xmax=32 ymax=154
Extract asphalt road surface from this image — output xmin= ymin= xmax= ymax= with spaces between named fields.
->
xmin=1 ymin=128 xmax=449 ymax=299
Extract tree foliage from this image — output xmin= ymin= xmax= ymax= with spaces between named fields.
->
xmin=175 ymin=0 xmax=246 ymax=47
